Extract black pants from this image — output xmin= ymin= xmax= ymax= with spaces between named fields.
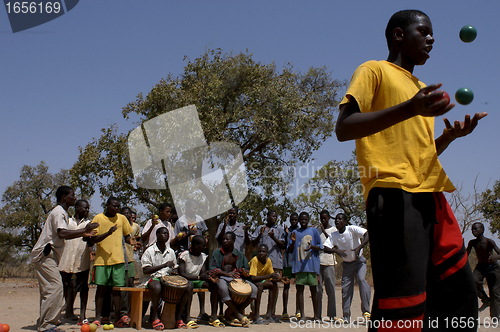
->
xmin=474 ymin=262 xmax=500 ymax=318
xmin=367 ymin=188 xmax=478 ymax=331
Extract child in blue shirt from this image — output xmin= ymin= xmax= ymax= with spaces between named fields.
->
xmin=288 ymin=212 xmax=322 ymax=321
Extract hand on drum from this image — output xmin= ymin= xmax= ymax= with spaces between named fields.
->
xmin=241 ymin=269 xmax=250 ymax=278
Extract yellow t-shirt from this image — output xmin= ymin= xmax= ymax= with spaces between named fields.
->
xmin=92 ymin=213 xmax=132 ymax=266
xmin=340 ymin=60 xmax=455 ymax=200
xmin=249 ymin=256 xmax=274 ymax=281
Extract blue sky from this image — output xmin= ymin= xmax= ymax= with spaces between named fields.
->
xmin=1 ymin=1 xmax=499 ymax=241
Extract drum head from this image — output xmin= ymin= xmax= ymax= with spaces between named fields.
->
xmin=161 ymin=275 xmax=188 ymax=287
xmin=229 ymin=279 xmax=252 ymax=295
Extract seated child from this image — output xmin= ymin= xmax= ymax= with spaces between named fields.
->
xmin=141 ymin=227 xmax=193 ymax=330
xmin=209 ymin=232 xmax=257 ymax=327
xmin=179 ymin=235 xmax=218 ymax=327
xmin=288 ymin=212 xmax=322 ymax=321
xmin=249 ymin=244 xmax=282 ymax=324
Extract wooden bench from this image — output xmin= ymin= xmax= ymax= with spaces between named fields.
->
xmin=114 ymin=287 xmax=209 ymax=330
xmin=194 ymin=288 xmax=209 ymax=293
xmin=113 ymin=287 xmax=152 ymax=330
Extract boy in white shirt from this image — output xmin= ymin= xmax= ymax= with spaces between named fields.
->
xmin=142 ymin=227 xmax=192 ymax=330
xmin=323 ymin=213 xmax=370 ymax=323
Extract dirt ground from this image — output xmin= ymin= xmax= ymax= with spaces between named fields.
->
xmin=0 ymin=278 xmax=497 ymax=331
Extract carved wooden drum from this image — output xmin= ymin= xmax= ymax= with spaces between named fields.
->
xmin=160 ymin=275 xmax=188 ymax=304
xmin=228 ymin=279 xmax=252 ymax=305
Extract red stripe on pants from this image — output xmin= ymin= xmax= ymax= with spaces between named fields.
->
xmin=378 ymin=293 xmax=426 ymax=310
xmin=431 ymin=193 xmax=464 ymax=266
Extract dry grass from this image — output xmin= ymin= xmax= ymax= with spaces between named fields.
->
xmin=0 ymin=263 xmax=35 ymax=279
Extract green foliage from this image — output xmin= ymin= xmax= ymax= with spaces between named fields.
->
xmin=294 ymin=154 xmax=366 ymax=226
xmin=0 ymin=162 xmax=70 ymax=255
xmin=71 ymin=49 xmax=346 ymax=251
xmin=481 ymin=179 xmax=500 ymax=237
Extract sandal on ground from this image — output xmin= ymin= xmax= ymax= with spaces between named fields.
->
xmin=114 ymin=316 xmax=130 ymax=328
xmin=270 ymin=317 xmax=282 ymax=323
xmin=252 ymin=317 xmax=269 ymax=325
xmin=177 ymin=320 xmax=188 ymax=329
xmin=240 ymin=316 xmax=251 ymax=328
xmin=208 ymin=319 xmax=225 ymax=327
xmin=281 ymin=313 xmax=290 ymax=321
xmin=228 ymin=318 xmax=243 ymax=327
xmin=121 ymin=314 xmax=131 ymax=324
xmin=152 ymin=319 xmax=164 ymax=331
xmin=186 ymin=320 xmax=199 ymax=329
xmin=197 ymin=313 xmax=210 ymax=321
xmin=92 ymin=320 xmax=101 ymax=328
xmin=77 ymin=319 xmax=89 ymax=326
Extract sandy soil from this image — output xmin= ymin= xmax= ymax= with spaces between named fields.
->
xmin=0 ymin=278 xmax=497 ymax=331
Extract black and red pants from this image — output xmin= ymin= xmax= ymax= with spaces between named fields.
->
xmin=367 ymin=188 xmax=478 ymax=331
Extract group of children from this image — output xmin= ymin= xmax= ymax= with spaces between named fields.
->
xmin=32 ymin=186 xmax=374 ymax=332
xmin=32 ymin=187 xmax=500 ymax=332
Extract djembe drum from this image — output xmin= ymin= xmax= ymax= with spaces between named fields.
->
xmin=160 ymin=275 xmax=188 ymax=329
xmin=228 ymin=279 xmax=252 ymax=305
xmin=224 ymin=279 xmax=252 ymax=320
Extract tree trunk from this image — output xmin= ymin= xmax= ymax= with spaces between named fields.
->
xmin=205 ymin=216 xmax=220 ymax=260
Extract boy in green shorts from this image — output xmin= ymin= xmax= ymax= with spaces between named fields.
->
xmin=89 ymin=197 xmax=137 ymax=328
xmin=249 ymin=244 xmax=282 ymax=324
xmin=288 ymin=212 xmax=322 ymax=321
xmin=179 ymin=235 xmax=218 ymax=327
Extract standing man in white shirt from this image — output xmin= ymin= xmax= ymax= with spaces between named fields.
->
xmin=317 ymin=210 xmax=338 ymax=321
xmin=323 ymin=213 xmax=371 ymax=323
xmin=31 ymin=186 xmax=98 ymax=332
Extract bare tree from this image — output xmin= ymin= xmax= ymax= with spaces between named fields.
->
xmin=445 ymin=174 xmax=489 ymax=234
